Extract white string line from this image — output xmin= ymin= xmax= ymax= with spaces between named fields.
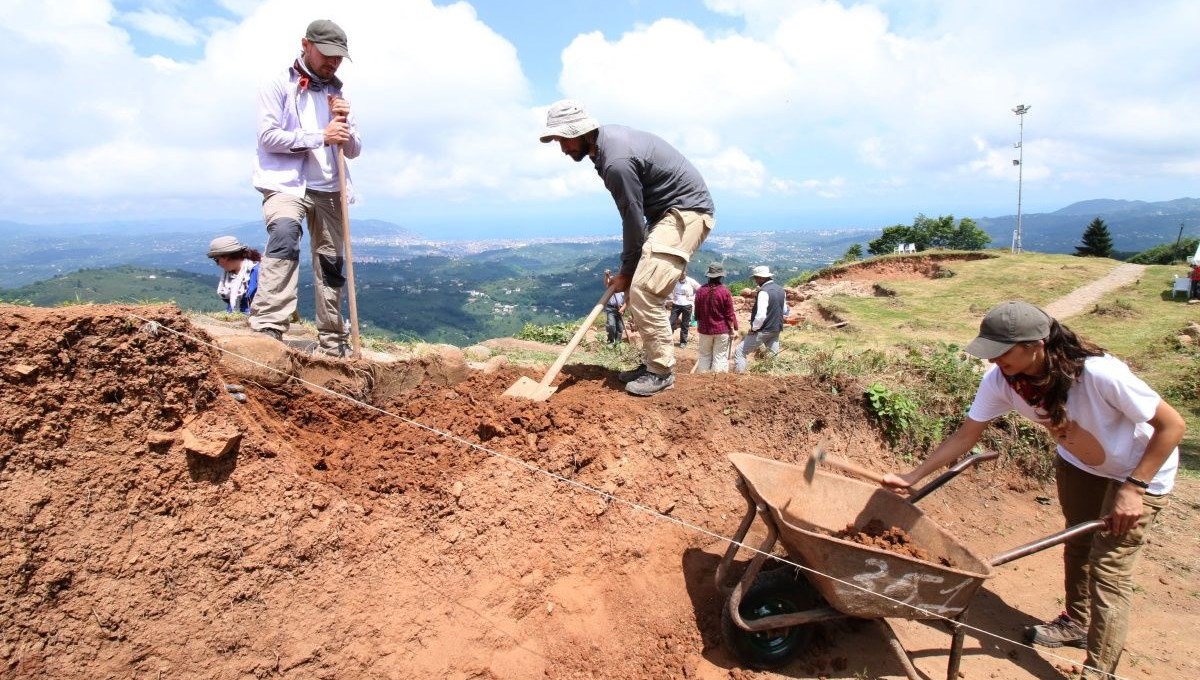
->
xmin=129 ymin=313 xmax=1122 ymax=679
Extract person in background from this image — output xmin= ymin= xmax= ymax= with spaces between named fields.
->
xmin=207 ymin=236 xmax=261 ymax=314
xmin=733 ymin=266 xmax=785 ymax=373
xmin=1189 ymin=263 xmax=1200 ymax=300
xmin=882 ymin=301 xmax=1184 ymax=680
xmin=693 ymin=262 xmax=738 ymax=372
xmin=250 ymin=19 xmax=361 ymax=358
xmin=603 ymin=269 xmax=627 ymax=344
xmin=669 ymin=270 xmax=701 ymax=347
xmin=540 ymin=99 xmax=714 ymax=397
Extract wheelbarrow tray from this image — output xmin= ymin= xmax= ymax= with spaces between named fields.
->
xmin=729 ymin=452 xmax=992 ymax=620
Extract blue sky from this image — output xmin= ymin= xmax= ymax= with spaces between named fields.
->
xmin=3 ymin=1 xmax=1198 ymax=239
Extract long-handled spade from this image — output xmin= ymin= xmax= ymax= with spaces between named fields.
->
xmin=504 ymin=283 xmax=620 ymax=401
xmin=803 ymin=444 xmax=888 ymax=485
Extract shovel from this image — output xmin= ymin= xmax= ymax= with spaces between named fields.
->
xmin=504 ymin=283 xmax=620 ymax=401
xmin=803 ymin=444 xmax=887 ymax=485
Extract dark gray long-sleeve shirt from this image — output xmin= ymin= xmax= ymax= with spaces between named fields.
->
xmin=592 ymin=125 xmax=714 ymax=277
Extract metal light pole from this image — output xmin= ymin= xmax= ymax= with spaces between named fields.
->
xmin=1011 ymin=104 xmax=1030 ymax=254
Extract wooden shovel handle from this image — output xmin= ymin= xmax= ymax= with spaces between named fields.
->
xmin=823 ymin=456 xmax=887 ymax=485
xmin=538 ymin=283 xmax=621 ymax=388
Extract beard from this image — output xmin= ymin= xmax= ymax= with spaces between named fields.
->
xmin=565 ymin=138 xmax=592 ymax=162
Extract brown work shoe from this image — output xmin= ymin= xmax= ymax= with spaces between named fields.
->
xmin=1024 ymin=611 xmax=1086 ymax=648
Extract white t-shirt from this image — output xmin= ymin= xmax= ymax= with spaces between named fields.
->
xmin=967 ymin=356 xmax=1178 ymax=495
xmin=672 ymin=277 xmax=700 ymax=306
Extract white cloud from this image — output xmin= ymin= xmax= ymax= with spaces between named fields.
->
xmin=122 ymin=9 xmax=203 ymax=45
xmin=0 ymin=0 xmax=1197 ymax=225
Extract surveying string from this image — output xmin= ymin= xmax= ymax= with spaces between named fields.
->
xmin=127 ymin=313 xmax=1125 ymax=680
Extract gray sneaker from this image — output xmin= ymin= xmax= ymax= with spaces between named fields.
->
xmin=625 ymin=371 xmax=674 ymax=396
xmin=1024 ymin=611 xmax=1086 ymax=648
xmin=617 ymin=364 xmax=650 ymax=383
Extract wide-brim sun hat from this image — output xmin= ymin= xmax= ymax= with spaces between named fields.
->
xmin=964 ymin=300 xmax=1051 ymax=360
xmin=706 ymin=263 xmax=725 ymax=278
xmin=207 ymin=236 xmax=246 ymax=258
xmin=539 ymin=99 xmax=600 ymax=143
xmin=750 ymin=265 xmax=773 ymax=278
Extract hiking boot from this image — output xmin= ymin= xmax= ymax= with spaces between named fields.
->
xmin=617 ymin=364 xmax=650 ymax=383
xmin=1024 ymin=611 xmax=1086 ymax=649
xmin=625 ymin=371 xmax=674 ymax=396
xmin=313 ymin=343 xmax=349 ymax=359
xmin=257 ymin=328 xmax=283 ymax=341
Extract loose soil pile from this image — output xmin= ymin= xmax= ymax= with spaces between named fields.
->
xmin=831 ymin=519 xmax=953 ymax=567
xmin=1 ymin=303 xmax=1196 ymax=680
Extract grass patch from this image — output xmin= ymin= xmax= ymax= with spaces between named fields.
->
xmin=817 ymin=251 xmax=1122 ymax=351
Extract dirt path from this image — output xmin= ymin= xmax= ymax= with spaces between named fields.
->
xmin=1041 ymin=262 xmax=1146 ymax=320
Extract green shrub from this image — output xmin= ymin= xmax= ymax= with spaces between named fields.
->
xmin=516 ymin=321 xmax=576 ymax=344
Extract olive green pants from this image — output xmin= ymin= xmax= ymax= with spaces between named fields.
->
xmin=1056 ymin=457 xmax=1169 ymax=677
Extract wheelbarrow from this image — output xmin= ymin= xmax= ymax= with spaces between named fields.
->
xmin=715 ymin=452 xmax=1105 ymax=679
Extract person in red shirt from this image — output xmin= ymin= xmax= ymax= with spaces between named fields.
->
xmin=1189 ymin=265 xmax=1200 ymax=299
xmin=693 ymin=262 xmax=739 ymax=372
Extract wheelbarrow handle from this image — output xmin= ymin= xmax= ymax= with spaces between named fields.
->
xmin=907 ymin=449 xmax=1001 ymax=504
xmin=989 ymin=519 xmax=1107 ymax=567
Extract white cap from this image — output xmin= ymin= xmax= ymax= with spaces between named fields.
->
xmin=751 ymin=265 xmax=773 ymax=278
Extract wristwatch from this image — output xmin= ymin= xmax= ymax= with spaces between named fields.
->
xmin=1124 ymin=475 xmax=1150 ymax=490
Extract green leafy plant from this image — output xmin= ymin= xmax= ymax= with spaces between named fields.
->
xmin=516 ymin=321 xmax=576 ymax=344
xmin=864 ymin=382 xmax=918 ymax=447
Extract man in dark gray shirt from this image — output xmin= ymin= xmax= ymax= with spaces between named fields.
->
xmin=540 ymin=99 xmax=715 ymax=396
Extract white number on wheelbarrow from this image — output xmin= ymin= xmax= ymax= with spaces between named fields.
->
xmin=853 ymin=558 xmax=973 ymax=616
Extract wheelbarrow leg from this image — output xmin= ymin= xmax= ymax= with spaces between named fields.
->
xmin=946 ymin=611 xmax=967 ymax=680
xmin=715 ymin=478 xmax=759 ymax=597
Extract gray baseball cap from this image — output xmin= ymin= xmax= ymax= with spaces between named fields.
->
xmin=964 ymin=301 xmax=1051 ymax=360
xmin=305 ymin=19 xmax=350 ymax=59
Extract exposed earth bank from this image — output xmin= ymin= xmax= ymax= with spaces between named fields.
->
xmin=1 ymin=300 xmax=1196 ymax=680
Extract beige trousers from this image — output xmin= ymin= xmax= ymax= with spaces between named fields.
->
xmin=628 ymin=209 xmax=713 ymax=375
xmin=249 ymin=190 xmax=348 ymax=349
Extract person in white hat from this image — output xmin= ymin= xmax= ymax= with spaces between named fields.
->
xmin=540 ymin=99 xmax=715 ymax=396
xmin=733 ymin=265 xmax=785 ymax=373
xmin=207 ymin=236 xmax=262 ymax=314
xmin=883 ymin=301 xmax=1185 ymax=680
xmin=250 ymin=19 xmax=360 ymax=357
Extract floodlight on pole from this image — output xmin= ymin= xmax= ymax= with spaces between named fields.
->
xmin=1011 ymin=104 xmax=1030 ymax=254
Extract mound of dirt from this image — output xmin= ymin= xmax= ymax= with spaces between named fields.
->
xmin=832 ymin=519 xmax=954 ymax=567
xmin=2 ymin=303 xmax=1194 ymax=680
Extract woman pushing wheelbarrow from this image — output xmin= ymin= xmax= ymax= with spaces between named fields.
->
xmin=883 ymin=301 xmax=1185 ymax=679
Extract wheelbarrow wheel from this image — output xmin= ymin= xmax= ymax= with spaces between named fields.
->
xmin=721 ymin=566 xmax=820 ymax=670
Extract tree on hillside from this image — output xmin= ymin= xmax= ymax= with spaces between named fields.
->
xmin=868 ymin=214 xmax=992 ymax=255
xmin=868 ymin=225 xmax=916 ymax=255
xmin=1075 ymin=217 xmax=1114 ymax=258
xmin=945 ymin=217 xmax=992 ymax=250
xmin=836 ymin=243 xmax=864 ymax=264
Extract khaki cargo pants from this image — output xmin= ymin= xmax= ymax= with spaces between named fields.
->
xmin=628 ymin=208 xmax=713 ymax=375
xmin=1056 ymin=457 xmax=1169 ymax=678
xmin=249 ymin=189 xmax=348 ymax=350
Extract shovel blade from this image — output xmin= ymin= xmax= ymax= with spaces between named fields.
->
xmin=503 ymin=376 xmax=558 ymax=401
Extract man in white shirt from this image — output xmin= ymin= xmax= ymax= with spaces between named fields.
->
xmin=249 ymin=19 xmax=362 ymax=358
xmin=669 ymin=272 xmax=700 ymax=347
